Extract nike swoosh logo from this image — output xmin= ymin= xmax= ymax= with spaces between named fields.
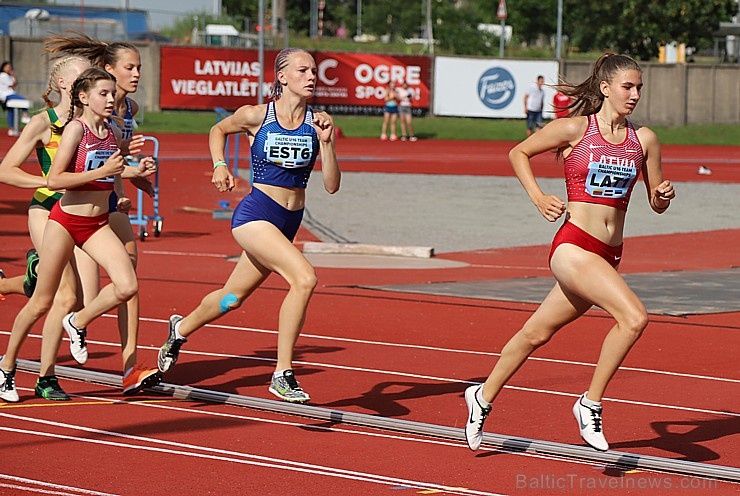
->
xmin=614 ymin=256 xmax=621 ymax=261
xmin=85 ymin=143 xmax=98 ymax=149
xmin=467 ymin=387 xmax=479 ymax=424
xmin=468 ymin=408 xmax=477 ymax=425
xmin=577 ymin=409 xmax=589 ymax=430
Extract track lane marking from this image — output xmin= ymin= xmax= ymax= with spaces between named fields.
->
xmin=130 ymin=316 xmax=740 ymax=385
xmin=0 ymin=416 xmax=506 ymax=496
xmin=0 ymin=473 xmax=119 ymax=495
xmin=5 ymin=327 xmax=737 ymax=417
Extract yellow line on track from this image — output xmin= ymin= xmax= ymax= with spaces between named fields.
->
xmin=0 ymin=398 xmax=182 ymax=409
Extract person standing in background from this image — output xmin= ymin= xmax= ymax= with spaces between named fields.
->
xmin=396 ymin=81 xmax=417 ymax=141
xmin=0 ymin=61 xmax=31 ymax=136
xmin=380 ymin=82 xmax=399 ymax=141
xmin=524 ymin=75 xmax=545 ymax=137
xmin=553 ymin=90 xmax=573 ymax=119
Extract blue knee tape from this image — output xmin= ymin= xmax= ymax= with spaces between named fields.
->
xmin=219 ymin=293 xmax=238 ymax=313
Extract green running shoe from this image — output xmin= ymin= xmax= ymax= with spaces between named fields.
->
xmin=35 ymin=375 xmax=70 ymax=401
xmin=269 ymin=370 xmax=310 ymax=403
xmin=23 ymin=248 xmax=39 ymax=297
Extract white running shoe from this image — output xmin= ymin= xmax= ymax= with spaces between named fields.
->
xmin=0 ymin=359 xmax=19 ymax=403
xmin=158 ymin=315 xmax=186 ymax=373
xmin=573 ymin=392 xmax=609 ymax=451
xmin=464 ymin=385 xmax=491 ymax=451
xmin=62 ymin=312 xmax=88 ymax=365
xmin=269 ymin=370 xmax=310 ymax=403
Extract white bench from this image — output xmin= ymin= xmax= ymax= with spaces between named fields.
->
xmin=5 ymin=98 xmax=30 ymax=134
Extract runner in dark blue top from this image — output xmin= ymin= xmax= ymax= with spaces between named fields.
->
xmin=158 ymin=48 xmax=340 ymax=404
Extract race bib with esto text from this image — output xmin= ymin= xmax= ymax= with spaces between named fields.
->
xmin=264 ymin=133 xmax=314 ymax=168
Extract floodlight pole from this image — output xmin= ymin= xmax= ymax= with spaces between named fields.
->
xmin=356 ymin=0 xmax=362 ymax=38
xmin=499 ymin=18 xmax=505 ymax=58
xmin=258 ymin=0 xmax=265 ymax=104
xmin=556 ymin=0 xmax=563 ymax=60
xmin=496 ymin=0 xmax=507 ymax=58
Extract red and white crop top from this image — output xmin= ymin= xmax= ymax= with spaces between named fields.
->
xmin=66 ymin=119 xmax=118 ymax=191
xmin=564 ymin=114 xmax=644 ymax=211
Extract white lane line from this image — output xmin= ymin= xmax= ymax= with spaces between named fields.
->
xmin=0 ymin=483 xmax=75 ymax=495
xmin=0 ymin=414 xmax=505 ymax=496
xmin=130 ymin=316 xmax=740 ymax=385
xmin=0 ymin=473 xmax=119 ymax=495
xmin=4 ymin=325 xmax=737 ymax=417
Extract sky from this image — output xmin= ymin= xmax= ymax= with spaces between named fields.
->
xmin=52 ymin=0 xmax=221 ymax=31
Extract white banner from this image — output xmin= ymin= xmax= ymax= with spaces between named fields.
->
xmin=433 ymin=56 xmax=560 ymax=119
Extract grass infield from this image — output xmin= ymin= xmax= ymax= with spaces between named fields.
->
xmin=137 ymin=111 xmax=738 ymax=146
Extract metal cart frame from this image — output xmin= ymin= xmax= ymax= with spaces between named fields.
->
xmin=128 ymin=136 xmax=163 ymax=240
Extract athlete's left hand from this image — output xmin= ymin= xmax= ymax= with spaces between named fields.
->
xmin=654 ymin=180 xmax=675 ymax=202
xmin=117 ymin=196 xmax=132 ymax=214
xmin=136 ymin=156 xmax=157 ymax=178
xmin=313 ymin=112 xmax=335 ymax=143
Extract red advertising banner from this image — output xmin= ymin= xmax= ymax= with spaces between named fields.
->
xmin=159 ymin=46 xmax=277 ymax=110
xmin=159 ymin=46 xmax=430 ymax=114
xmin=313 ymin=52 xmax=430 ymax=115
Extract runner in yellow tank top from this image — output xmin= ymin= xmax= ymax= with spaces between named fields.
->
xmin=0 ymin=55 xmax=93 ymax=401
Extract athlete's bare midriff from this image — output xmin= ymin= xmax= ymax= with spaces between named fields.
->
xmin=565 ymin=201 xmax=627 ymax=247
xmin=253 ymin=183 xmax=306 ymax=211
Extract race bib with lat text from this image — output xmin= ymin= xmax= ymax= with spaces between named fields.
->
xmin=83 ymin=149 xmax=116 ymax=183
xmin=585 ymin=161 xmax=637 ymax=198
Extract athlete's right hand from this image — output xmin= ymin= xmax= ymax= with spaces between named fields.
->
xmin=535 ymin=194 xmax=566 ymax=222
xmin=123 ymin=134 xmax=146 ymax=157
xmin=212 ymin=164 xmax=235 ymax=192
xmin=101 ymin=150 xmax=126 ymax=177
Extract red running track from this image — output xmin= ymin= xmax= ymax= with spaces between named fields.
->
xmin=0 ymin=134 xmax=738 ymax=495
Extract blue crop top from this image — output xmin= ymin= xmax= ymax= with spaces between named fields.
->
xmin=250 ymin=101 xmax=319 ymax=189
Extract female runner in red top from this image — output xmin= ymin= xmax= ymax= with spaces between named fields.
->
xmin=464 ymin=53 xmax=675 ymax=453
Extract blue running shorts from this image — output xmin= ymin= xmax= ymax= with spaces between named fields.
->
xmin=231 ymin=186 xmax=304 ymax=241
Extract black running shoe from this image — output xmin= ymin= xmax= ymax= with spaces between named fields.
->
xmin=35 ymin=375 xmax=70 ymax=401
xmin=23 ymin=249 xmax=39 ymax=297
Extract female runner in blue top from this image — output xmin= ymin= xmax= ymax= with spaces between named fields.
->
xmin=158 ymin=48 xmax=340 ymax=403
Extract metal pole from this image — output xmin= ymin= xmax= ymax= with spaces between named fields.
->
xmin=356 ymin=0 xmax=362 ymax=38
xmin=121 ymin=0 xmax=129 ymax=40
xmin=499 ymin=19 xmax=504 ymax=58
xmin=272 ymin=0 xmax=278 ymax=34
xmin=556 ymin=0 xmax=563 ymax=60
xmin=426 ymin=0 xmax=433 ymax=56
xmin=258 ymin=0 xmax=265 ymax=105
xmin=310 ymin=0 xmax=318 ymax=38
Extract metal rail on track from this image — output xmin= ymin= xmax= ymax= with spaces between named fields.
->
xmin=17 ymin=360 xmax=740 ymax=483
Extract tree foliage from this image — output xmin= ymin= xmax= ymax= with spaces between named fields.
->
xmin=216 ymin=0 xmax=736 ymax=59
xmin=565 ymin=0 xmax=736 ymax=59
